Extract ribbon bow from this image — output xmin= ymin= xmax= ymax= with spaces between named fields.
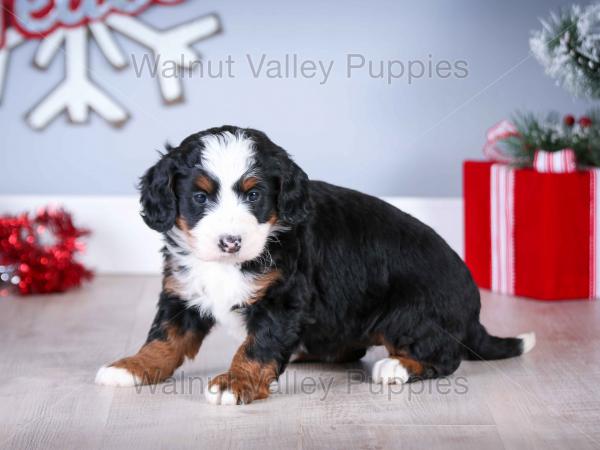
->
xmin=483 ymin=120 xmax=577 ymax=174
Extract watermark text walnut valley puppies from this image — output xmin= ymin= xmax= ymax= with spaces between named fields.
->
xmin=131 ymin=53 xmax=469 ymax=85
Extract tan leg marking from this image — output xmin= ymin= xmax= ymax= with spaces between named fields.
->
xmin=110 ymin=326 xmax=203 ymax=385
xmin=207 ymin=337 xmax=278 ymax=405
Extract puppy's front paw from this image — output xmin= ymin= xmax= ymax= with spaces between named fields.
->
xmin=371 ymin=358 xmax=409 ymax=384
xmin=95 ymin=365 xmax=141 ymax=387
xmin=204 ymin=372 xmax=269 ymax=406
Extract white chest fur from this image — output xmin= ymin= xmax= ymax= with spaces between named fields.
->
xmin=171 ymin=256 xmax=257 ymax=342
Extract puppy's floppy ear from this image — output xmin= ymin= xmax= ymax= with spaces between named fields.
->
xmin=139 ymin=153 xmax=178 ymax=232
xmin=277 ymin=153 xmax=310 ymax=225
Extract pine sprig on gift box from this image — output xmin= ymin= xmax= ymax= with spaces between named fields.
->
xmin=530 ymin=3 xmax=600 ymax=99
xmin=500 ymin=110 xmax=600 ymax=167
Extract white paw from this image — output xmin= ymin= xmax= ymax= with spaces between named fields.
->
xmin=518 ymin=332 xmax=536 ymax=354
xmin=204 ymin=384 xmax=238 ymax=406
xmin=371 ymin=358 xmax=410 ymax=384
xmin=95 ymin=365 xmax=141 ymax=387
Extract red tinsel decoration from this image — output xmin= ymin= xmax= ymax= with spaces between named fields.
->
xmin=0 ymin=208 xmax=93 ymax=296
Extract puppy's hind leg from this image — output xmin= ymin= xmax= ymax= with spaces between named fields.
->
xmin=371 ymin=332 xmax=461 ymax=384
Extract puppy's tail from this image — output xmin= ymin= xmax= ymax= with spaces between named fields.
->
xmin=462 ymin=322 xmax=536 ymax=360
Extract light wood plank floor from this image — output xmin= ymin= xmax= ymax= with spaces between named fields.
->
xmin=1 ymin=275 xmax=599 ymax=450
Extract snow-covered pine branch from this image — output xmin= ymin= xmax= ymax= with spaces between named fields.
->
xmin=530 ymin=3 xmax=600 ymax=99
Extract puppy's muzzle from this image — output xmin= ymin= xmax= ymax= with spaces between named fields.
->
xmin=218 ymin=235 xmax=242 ymax=254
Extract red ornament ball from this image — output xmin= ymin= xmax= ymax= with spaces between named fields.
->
xmin=564 ymin=114 xmax=575 ymax=127
xmin=0 ymin=208 xmax=93 ymax=295
xmin=579 ymin=116 xmax=593 ymax=128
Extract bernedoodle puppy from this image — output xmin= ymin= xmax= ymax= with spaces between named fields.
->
xmin=95 ymin=125 xmax=535 ymax=405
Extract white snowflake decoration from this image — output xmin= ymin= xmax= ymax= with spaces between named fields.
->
xmin=0 ymin=2 xmax=221 ymax=129
xmin=530 ymin=3 xmax=600 ymax=99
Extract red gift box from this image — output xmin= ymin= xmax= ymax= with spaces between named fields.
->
xmin=464 ymin=160 xmax=598 ymax=300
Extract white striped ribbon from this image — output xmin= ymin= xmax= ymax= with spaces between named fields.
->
xmin=533 ymin=149 xmax=577 ymax=173
xmin=490 ymin=164 xmax=515 ymax=294
xmin=483 ymin=120 xmax=519 ymax=163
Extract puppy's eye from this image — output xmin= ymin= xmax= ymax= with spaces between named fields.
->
xmin=246 ymin=190 xmax=260 ymax=202
xmin=193 ymin=192 xmax=208 ymax=205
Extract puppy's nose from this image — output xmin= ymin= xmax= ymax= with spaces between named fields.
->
xmin=218 ymin=235 xmax=242 ymax=253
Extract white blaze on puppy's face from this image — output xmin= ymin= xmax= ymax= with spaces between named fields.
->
xmin=190 ymin=132 xmax=272 ymax=263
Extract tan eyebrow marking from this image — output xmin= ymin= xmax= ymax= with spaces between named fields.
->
xmin=241 ymin=176 xmax=259 ymax=192
xmin=195 ymin=175 xmax=215 ymax=193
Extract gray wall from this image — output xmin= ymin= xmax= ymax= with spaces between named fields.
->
xmin=0 ymin=0 xmax=594 ymax=197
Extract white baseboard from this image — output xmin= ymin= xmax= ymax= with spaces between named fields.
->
xmin=0 ymin=196 xmax=463 ymax=274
